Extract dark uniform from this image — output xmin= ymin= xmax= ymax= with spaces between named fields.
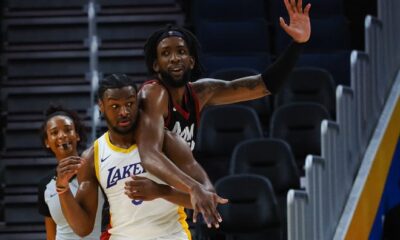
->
xmin=143 ymin=80 xmax=200 ymax=151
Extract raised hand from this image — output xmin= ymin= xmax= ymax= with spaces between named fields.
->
xmin=56 ymin=156 xmax=84 ymax=187
xmin=280 ymin=0 xmax=311 ymax=43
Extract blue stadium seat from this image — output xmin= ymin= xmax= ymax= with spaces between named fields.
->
xmin=192 ymin=0 xmax=266 ymax=23
xmin=230 ymin=138 xmax=299 ymax=240
xmin=195 ymin=105 xmax=263 ymax=182
xmin=270 ymin=103 xmax=330 ymax=173
xmin=215 ymin=174 xmax=282 ymax=240
xmin=274 ymin=16 xmax=351 ymax=53
xmin=275 ymin=67 xmax=336 ymax=118
xmin=196 ymin=19 xmax=270 ymax=54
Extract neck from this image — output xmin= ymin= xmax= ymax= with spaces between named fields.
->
xmin=108 ymin=130 xmax=136 ymax=149
xmin=165 ymin=84 xmax=186 ymax=106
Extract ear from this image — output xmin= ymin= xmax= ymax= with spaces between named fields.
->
xmin=98 ymin=99 xmax=104 ymax=114
xmin=189 ymin=56 xmax=195 ymax=70
xmin=153 ymin=60 xmax=160 ymax=73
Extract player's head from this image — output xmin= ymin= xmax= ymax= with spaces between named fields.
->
xmin=40 ymin=105 xmax=86 ymax=159
xmin=144 ymin=25 xmax=204 ymax=88
xmin=97 ymin=73 xmax=139 ymax=135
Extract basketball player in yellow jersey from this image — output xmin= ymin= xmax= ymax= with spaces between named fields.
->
xmin=55 ymin=74 xmax=227 ymax=240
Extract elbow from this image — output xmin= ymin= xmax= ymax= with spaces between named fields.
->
xmin=75 ymin=226 xmax=94 ymax=238
xmin=70 ymin=222 xmax=94 ymax=237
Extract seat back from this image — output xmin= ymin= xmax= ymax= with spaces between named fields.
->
xmin=216 ymin=174 xmax=281 ymax=240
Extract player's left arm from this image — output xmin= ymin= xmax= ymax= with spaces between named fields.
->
xmin=192 ymin=0 xmax=311 ymax=109
xmin=162 ymin=130 xmax=215 ymax=192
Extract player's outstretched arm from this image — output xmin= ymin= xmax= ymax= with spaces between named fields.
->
xmin=192 ymin=0 xmax=311 ymax=109
xmin=137 ymin=83 xmax=224 ymax=227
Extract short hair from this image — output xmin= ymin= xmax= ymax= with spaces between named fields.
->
xmin=144 ymin=25 xmax=204 ymax=81
xmin=40 ymin=105 xmax=87 ymax=154
xmin=97 ymin=73 xmax=138 ymax=100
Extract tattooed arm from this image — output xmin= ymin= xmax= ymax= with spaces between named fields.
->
xmin=192 ymin=0 xmax=311 ymax=109
xmin=191 ymin=75 xmax=270 ymax=109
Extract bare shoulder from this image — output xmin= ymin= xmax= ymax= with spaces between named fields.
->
xmin=139 ymin=82 xmax=169 ymax=115
xmin=139 ymin=81 xmax=167 ymax=99
xmin=81 ymin=145 xmax=95 ymax=169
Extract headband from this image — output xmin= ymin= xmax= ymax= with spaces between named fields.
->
xmin=156 ymin=30 xmax=186 ymax=45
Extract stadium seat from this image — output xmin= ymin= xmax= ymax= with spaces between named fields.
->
xmin=270 ymin=103 xmax=330 ymax=173
xmin=275 ymin=67 xmax=336 ymax=118
xmin=214 ymin=174 xmax=282 ymax=240
xmin=195 ymin=105 xmax=263 ymax=182
xmin=230 ymin=138 xmax=300 ymax=240
xmin=192 ymin=0 xmax=266 ymax=23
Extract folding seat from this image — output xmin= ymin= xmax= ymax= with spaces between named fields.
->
xmin=268 ymin=0 xmax=344 ymax=21
xmin=213 ymin=174 xmax=282 ymax=240
xmin=196 ymin=19 xmax=270 ymax=54
xmin=297 ymin=51 xmax=351 ymax=86
xmin=274 ymin=16 xmax=351 ymax=53
xmin=270 ymin=103 xmax=330 ymax=174
xmin=195 ymin=105 xmax=263 ymax=182
xmin=230 ymin=138 xmax=300 ymax=240
xmin=201 ymin=53 xmax=271 ymax=76
xmin=209 ymin=67 xmax=273 ymax=136
xmin=275 ymin=67 xmax=336 ymax=118
xmin=192 ymin=0 xmax=266 ymax=23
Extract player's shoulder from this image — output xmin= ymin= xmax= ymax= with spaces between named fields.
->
xmin=82 ymin=145 xmax=95 ymax=161
xmin=140 ymin=80 xmax=167 ymax=95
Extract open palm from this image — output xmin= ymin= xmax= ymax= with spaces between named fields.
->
xmin=280 ymin=0 xmax=311 ymax=43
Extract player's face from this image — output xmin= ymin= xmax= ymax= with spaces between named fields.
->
xmin=45 ymin=115 xmax=80 ymax=159
xmin=153 ymin=36 xmax=195 ymax=88
xmin=99 ymin=86 xmax=138 ymax=135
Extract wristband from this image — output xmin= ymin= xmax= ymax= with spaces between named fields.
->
xmin=56 ymin=185 xmax=70 ymax=195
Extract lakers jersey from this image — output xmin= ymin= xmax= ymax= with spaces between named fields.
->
xmin=94 ymin=132 xmax=191 ymax=240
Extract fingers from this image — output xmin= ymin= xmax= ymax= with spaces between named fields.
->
xmin=304 ymin=3 xmax=311 ymax=16
xmin=124 ymin=183 xmax=142 ymax=199
xmin=297 ymin=0 xmax=303 ymax=13
xmin=290 ymin=0 xmax=297 ymax=13
xmin=57 ymin=156 xmax=83 ymax=175
xmin=279 ymin=17 xmax=291 ymax=33
xmin=195 ymin=200 xmax=220 ymax=228
xmin=283 ymin=0 xmax=294 ymax=16
xmin=192 ymin=208 xmax=198 ymax=223
xmin=217 ymin=196 xmax=229 ymax=205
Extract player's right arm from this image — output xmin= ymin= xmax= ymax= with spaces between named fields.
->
xmin=137 ymin=83 xmax=221 ymax=227
xmin=44 ymin=217 xmax=56 ymax=240
xmin=55 ymin=147 xmax=99 ymax=237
